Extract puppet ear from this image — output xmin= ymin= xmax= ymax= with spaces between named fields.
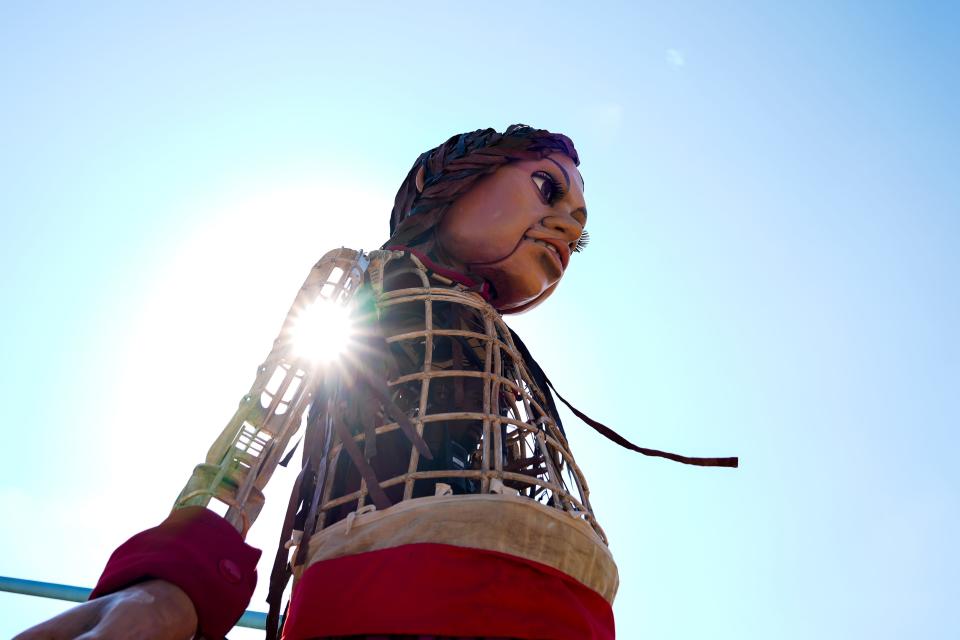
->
xmin=414 ymin=163 xmax=426 ymax=193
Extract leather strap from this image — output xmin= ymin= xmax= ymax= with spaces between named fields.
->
xmin=265 ymin=455 xmax=310 ymax=640
xmin=509 ymin=327 xmax=739 ymax=468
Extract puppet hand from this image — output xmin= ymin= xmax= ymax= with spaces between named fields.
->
xmin=14 ymin=579 xmax=198 ymax=640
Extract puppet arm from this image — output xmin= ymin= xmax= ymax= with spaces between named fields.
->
xmin=174 ymin=247 xmax=369 ymax=535
xmin=90 ymin=248 xmax=369 ymax=639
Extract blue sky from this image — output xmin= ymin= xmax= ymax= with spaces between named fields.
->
xmin=1 ymin=2 xmax=957 ymax=638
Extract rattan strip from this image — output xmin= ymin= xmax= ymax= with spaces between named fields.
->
xmin=542 ymin=432 xmax=593 ymax=508
xmin=387 ymin=369 xmax=517 ymax=389
xmin=317 ymin=407 xmax=342 ymax=531
xmin=385 ymin=328 xmax=492 ymax=345
xmin=403 ymin=268 xmax=434 ymax=501
xmin=492 ymin=340 xmax=504 ymax=475
xmin=385 ymin=330 xmax=517 ymax=364
xmin=497 ymin=328 xmax=561 ymax=426
xmin=357 ymin=475 xmax=368 ymax=510
xmin=377 ymin=288 xmax=489 ymax=309
xmin=480 ymin=307 xmax=496 ymax=494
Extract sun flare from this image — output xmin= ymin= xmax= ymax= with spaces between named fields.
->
xmin=289 ymin=298 xmax=354 ymax=363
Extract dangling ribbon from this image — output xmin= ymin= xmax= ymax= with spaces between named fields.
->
xmin=509 ymin=327 xmax=738 ymax=468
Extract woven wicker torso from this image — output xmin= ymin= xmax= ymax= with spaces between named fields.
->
xmin=306 ymin=250 xmax=606 ymax=544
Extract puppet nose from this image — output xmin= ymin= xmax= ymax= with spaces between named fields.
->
xmin=542 ymin=214 xmax=584 ymax=242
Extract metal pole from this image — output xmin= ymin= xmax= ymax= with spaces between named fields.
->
xmin=0 ymin=575 xmax=267 ymax=630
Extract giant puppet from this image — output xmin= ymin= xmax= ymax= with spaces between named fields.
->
xmin=17 ymin=125 xmax=736 ymax=640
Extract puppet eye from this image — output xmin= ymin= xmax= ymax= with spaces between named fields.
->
xmin=531 ymin=171 xmax=565 ymax=204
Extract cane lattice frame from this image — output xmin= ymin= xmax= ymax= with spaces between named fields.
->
xmin=310 ymin=251 xmax=606 ymax=544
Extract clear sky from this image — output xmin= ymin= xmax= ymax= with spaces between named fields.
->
xmin=1 ymin=2 xmax=957 ymax=638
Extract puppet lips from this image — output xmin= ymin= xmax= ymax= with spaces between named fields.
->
xmin=530 ymin=237 xmax=567 ymax=271
xmin=467 ymin=234 xmax=567 ymax=272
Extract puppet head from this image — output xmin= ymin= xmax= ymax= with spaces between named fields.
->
xmin=385 ymin=124 xmax=588 ymax=313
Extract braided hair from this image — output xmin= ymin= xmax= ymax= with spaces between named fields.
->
xmin=385 ymin=124 xmax=579 ymax=253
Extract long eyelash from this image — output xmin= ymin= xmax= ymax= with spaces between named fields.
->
xmin=573 ymin=230 xmax=590 ymax=253
xmin=547 ymin=173 xmax=566 ymax=203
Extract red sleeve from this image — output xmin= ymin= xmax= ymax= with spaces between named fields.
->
xmin=89 ymin=506 xmax=262 ymax=639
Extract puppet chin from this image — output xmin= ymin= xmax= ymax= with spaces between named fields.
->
xmin=471 ymin=264 xmax=558 ymax=314
xmin=467 ymin=240 xmax=562 ymax=313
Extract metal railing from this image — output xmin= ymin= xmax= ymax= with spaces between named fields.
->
xmin=0 ymin=575 xmax=267 ymax=630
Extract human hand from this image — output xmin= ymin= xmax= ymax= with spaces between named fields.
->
xmin=14 ymin=579 xmax=198 ymax=640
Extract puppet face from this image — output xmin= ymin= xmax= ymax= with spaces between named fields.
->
xmin=436 ymin=153 xmax=587 ymax=313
